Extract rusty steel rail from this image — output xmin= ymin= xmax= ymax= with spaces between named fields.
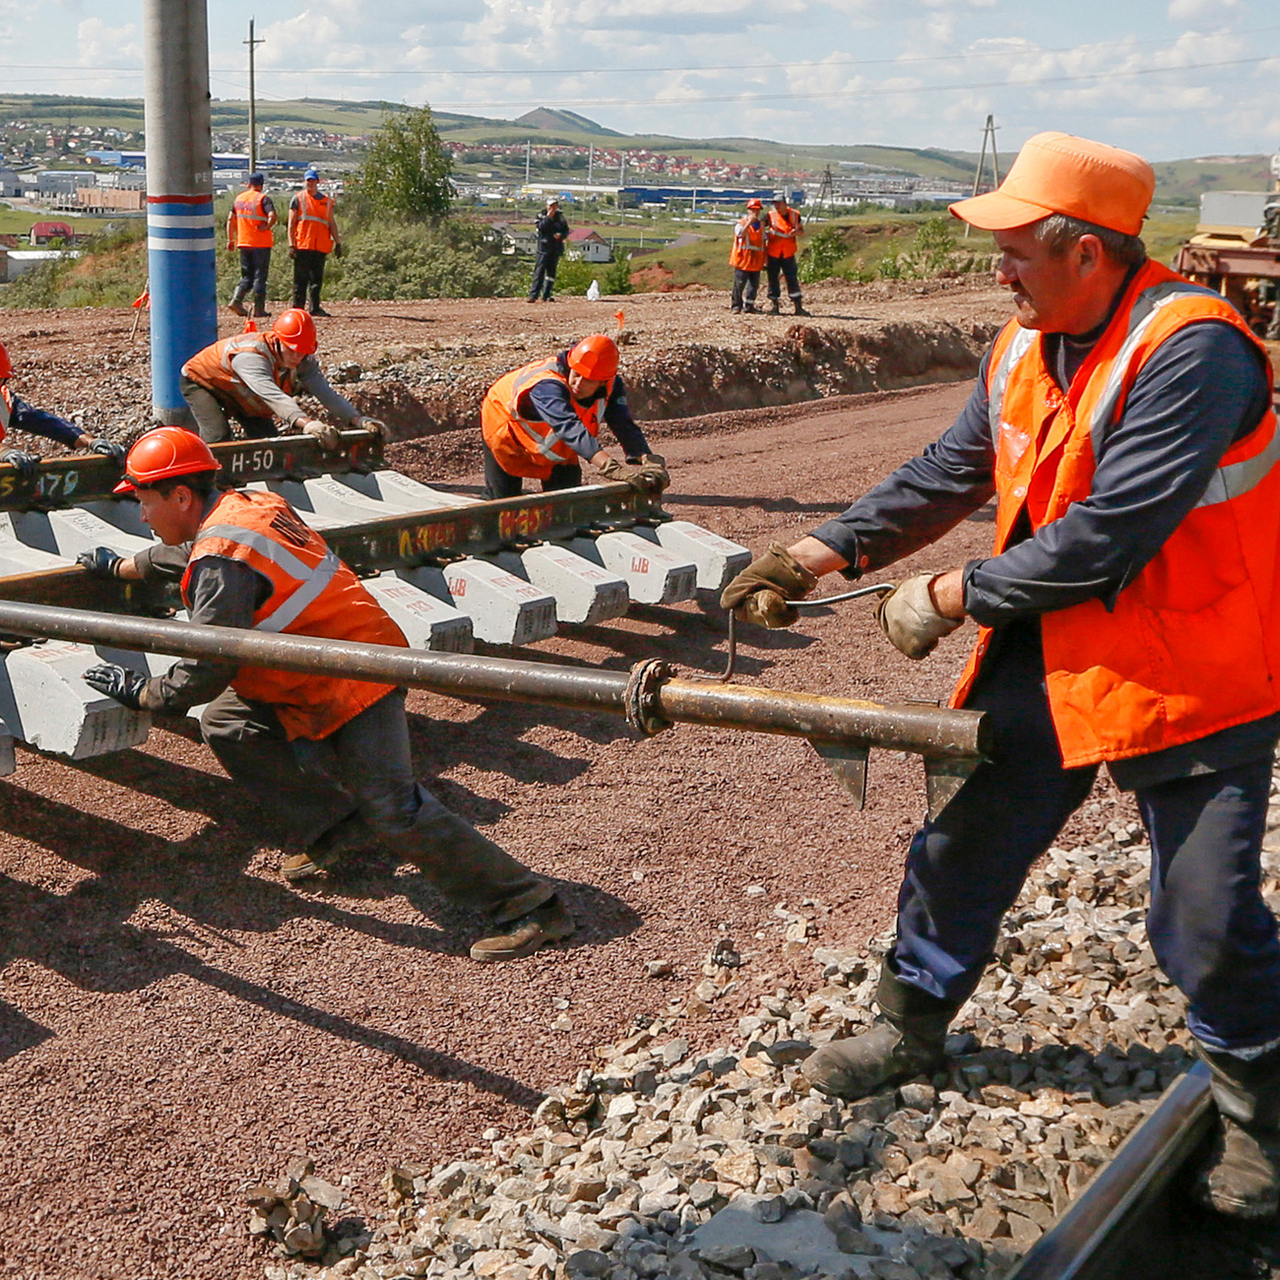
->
xmin=0 ymin=603 xmax=990 ymax=800
xmin=0 ymin=429 xmax=388 ymax=510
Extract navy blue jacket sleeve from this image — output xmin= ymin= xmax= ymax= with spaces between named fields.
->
xmin=7 ymin=394 xmax=83 ymax=448
xmin=602 ymin=376 xmax=651 ymax=458
xmin=809 ymin=349 xmax=996 ymax=576
xmin=962 ymin=321 xmax=1270 ymax=626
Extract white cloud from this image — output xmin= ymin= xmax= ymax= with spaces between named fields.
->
xmin=1168 ymin=0 xmax=1241 ymax=22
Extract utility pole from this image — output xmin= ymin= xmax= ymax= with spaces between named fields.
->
xmin=965 ymin=115 xmax=1000 ymax=240
xmin=588 ymin=145 xmax=593 ymax=183
xmin=525 ymin=140 xmax=531 ymax=185
xmin=244 ymin=18 xmax=264 ymax=172
xmin=143 ymin=0 xmax=217 ymax=425
xmin=619 ymin=151 xmax=626 ymax=187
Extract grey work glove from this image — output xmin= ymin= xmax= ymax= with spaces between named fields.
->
xmin=83 ymin=663 xmax=147 ymax=710
xmin=356 ymin=416 xmax=388 ymax=440
xmin=90 ymin=438 xmax=127 ymax=466
xmin=300 ymin=418 xmax=342 ymax=451
xmin=1 ymin=449 xmax=39 ymax=477
xmin=598 ymin=455 xmax=659 ymax=493
xmin=876 ymin=573 xmax=964 ymax=660
xmin=76 ymin=547 xmax=124 ymax=579
xmin=720 ymin=542 xmax=818 ymax=628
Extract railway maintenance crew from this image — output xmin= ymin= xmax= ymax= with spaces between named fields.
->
xmin=480 ymin=334 xmax=669 ymax=499
xmin=765 ymin=191 xmax=808 ymax=316
xmin=226 ymin=172 xmax=277 ymax=319
xmin=179 ymin=308 xmax=383 ymax=446
xmin=0 ymin=339 xmax=125 ymax=473
xmin=77 ymin=427 xmax=573 ymax=963
xmin=729 ymin=198 xmax=768 ymax=314
xmin=723 ymin=132 xmax=1280 ymax=1220
xmin=288 ymin=168 xmax=341 ymax=318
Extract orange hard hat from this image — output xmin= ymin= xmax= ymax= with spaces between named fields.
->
xmin=271 ymin=308 xmax=318 ymax=355
xmin=567 ymin=334 xmax=619 ymax=382
xmin=949 ymin=132 xmax=1154 ymax=236
xmin=746 ymin=198 xmax=763 ymax=210
xmin=114 ymin=426 xmax=218 ymax=494
xmin=0 ymin=341 xmax=11 ymax=380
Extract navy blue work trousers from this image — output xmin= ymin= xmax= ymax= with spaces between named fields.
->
xmin=890 ymin=623 xmax=1280 ymax=1052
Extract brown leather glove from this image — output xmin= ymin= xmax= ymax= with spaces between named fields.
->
xmin=598 ymin=455 xmax=656 ymax=493
xmin=720 ymin=542 xmax=818 ymax=628
xmin=875 ymin=573 xmax=963 ymax=659
xmin=300 ymin=418 xmax=341 ymax=450
xmin=637 ymin=453 xmax=670 ymax=492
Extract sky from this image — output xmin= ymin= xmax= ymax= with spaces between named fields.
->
xmin=3 ymin=0 xmax=1280 ymax=159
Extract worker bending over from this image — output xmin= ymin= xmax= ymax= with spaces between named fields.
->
xmin=0 ymin=340 xmax=125 ymax=473
xmin=724 ymin=132 xmax=1280 ymax=1219
xmin=180 ymin=309 xmax=383 ymax=447
xmin=481 ymin=334 xmax=669 ymax=499
xmin=78 ymin=428 xmax=573 ymax=963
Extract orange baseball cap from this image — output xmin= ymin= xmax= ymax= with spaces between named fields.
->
xmin=949 ymin=132 xmax=1155 ymax=236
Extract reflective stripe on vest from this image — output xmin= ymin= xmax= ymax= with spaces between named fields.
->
xmin=233 ymin=190 xmax=272 ymax=248
xmin=0 ymin=386 xmax=10 ymax=437
xmin=194 ymin=522 xmax=341 ymax=632
xmin=507 ymin=359 xmax=605 ymax=462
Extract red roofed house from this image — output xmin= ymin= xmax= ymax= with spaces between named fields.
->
xmin=566 ymin=228 xmax=613 ymax=263
xmin=30 ymin=221 xmax=74 ymax=245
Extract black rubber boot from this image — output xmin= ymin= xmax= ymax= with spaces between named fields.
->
xmin=1195 ymin=1041 xmax=1280 ymax=1218
xmin=801 ymin=967 xmax=955 ymax=1100
xmin=793 ymin=298 xmax=810 ymax=316
xmin=769 ymin=298 xmax=781 ymax=315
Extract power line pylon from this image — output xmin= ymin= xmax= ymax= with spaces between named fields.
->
xmin=964 ymin=115 xmax=1000 ymax=239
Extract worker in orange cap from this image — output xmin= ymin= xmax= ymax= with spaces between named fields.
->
xmin=77 ymin=426 xmax=574 ymax=963
xmin=179 ymin=308 xmax=384 ymax=447
xmin=729 ymin=198 xmax=768 ymax=314
xmin=725 ymin=132 xmax=1280 ymax=1219
xmin=0 ymin=338 xmax=125 ymax=473
xmin=480 ymin=333 xmax=669 ymax=498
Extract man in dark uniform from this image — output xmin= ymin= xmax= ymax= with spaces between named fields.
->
xmin=528 ymin=198 xmax=569 ymax=303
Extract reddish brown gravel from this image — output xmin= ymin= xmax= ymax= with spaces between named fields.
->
xmin=0 ymin=312 xmax=1136 ymax=1279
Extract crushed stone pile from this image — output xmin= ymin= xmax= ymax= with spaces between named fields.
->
xmin=257 ymin=768 xmax=1280 ymax=1280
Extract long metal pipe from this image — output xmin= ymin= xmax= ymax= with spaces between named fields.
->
xmin=0 ymin=602 xmax=989 ymax=759
xmin=143 ymin=0 xmax=218 ymax=424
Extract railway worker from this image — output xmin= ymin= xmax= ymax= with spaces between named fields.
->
xmin=729 ymin=198 xmax=768 ymax=314
xmin=226 ymin=172 xmax=277 ymax=320
xmin=288 ymin=167 xmax=341 ymax=318
xmin=723 ymin=132 xmax=1280 ymax=1219
xmin=480 ymin=333 xmax=670 ymax=499
xmin=76 ymin=427 xmax=574 ymax=963
xmin=765 ymin=191 xmax=808 ymax=316
xmin=179 ymin=308 xmax=384 ymax=446
xmin=0 ymin=339 xmax=125 ymax=473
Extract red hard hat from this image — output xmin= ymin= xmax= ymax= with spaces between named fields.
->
xmin=114 ymin=426 xmax=218 ymax=494
xmin=271 ymin=308 xmax=317 ymax=355
xmin=566 ymin=334 xmax=619 ymax=382
xmin=0 ymin=341 xmax=11 ymax=380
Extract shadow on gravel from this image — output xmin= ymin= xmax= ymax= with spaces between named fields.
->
xmin=0 ymin=1000 xmax=53 ymax=1063
xmin=672 ymin=492 xmax=851 ymax=516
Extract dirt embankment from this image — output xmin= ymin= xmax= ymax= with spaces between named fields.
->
xmin=0 ymin=276 xmax=1009 ymax=453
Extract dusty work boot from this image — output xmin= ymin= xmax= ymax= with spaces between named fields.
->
xmin=227 ymin=296 xmax=248 ymax=316
xmin=281 ymin=810 xmax=374 ymax=882
xmin=469 ymin=896 xmax=575 ymax=963
xmin=801 ymin=968 xmax=955 ymax=1100
xmin=793 ymin=299 xmax=811 ymax=316
xmin=769 ymin=298 xmax=782 ymax=315
xmin=1194 ymin=1040 xmax=1280 ymax=1218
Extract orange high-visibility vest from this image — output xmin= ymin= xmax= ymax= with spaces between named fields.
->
xmin=730 ymin=217 xmax=767 ymax=272
xmin=293 ymin=190 xmax=334 ymax=253
xmin=767 ymin=207 xmax=802 ymax=259
xmin=480 ymin=357 xmax=612 ymax=480
xmin=232 ymin=189 xmax=273 ymax=248
xmin=182 ymin=489 xmax=405 ymax=740
xmin=181 ymin=333 xmax=298 ymax=419
xmin=952 ymin=258 xmax=1280 ymax=768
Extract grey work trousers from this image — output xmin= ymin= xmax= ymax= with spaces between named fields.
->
xmin=200 ymin=687 xmax=554 ymax=923
xmin=180 ymin=375 xmax=275 ymax=444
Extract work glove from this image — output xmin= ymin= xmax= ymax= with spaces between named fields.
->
xmin=89 ymin=438 xmax=127 ymax=466
xmin=1 ymin=449 xmax=40 ymax=477
xmin=631 ymin=453 xmax=670 ymax=493
xmin=83 ymin=663 xmax=148 ymax=711
xmin=598 ymin=455 xmax=661 ymax=494
xmin=334 ymin=242 xmax=345 ymax=259
xmin=288 ymin=245 xmax=297 ymax=259
xmin=300 ymin=418 xmax=342 ymax=451
xmin=356 ymin=416 xmax=388 ymax=440
xmin=76 ymin=546 xmax=124 ymax=579
xmin=720 ymin=542 xmax=818 ymax=629
xmin=875 ymin=573 xmax=964 ymax=660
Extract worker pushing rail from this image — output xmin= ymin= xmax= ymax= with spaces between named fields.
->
xmin=724 ymin=131 xmax=1280 ymax=1221
xmin=76 ymin=428 xmax=575 ymax=964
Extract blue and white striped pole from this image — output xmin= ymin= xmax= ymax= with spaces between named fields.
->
xmin=142 ymin=0 xmax=218 ymax=426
